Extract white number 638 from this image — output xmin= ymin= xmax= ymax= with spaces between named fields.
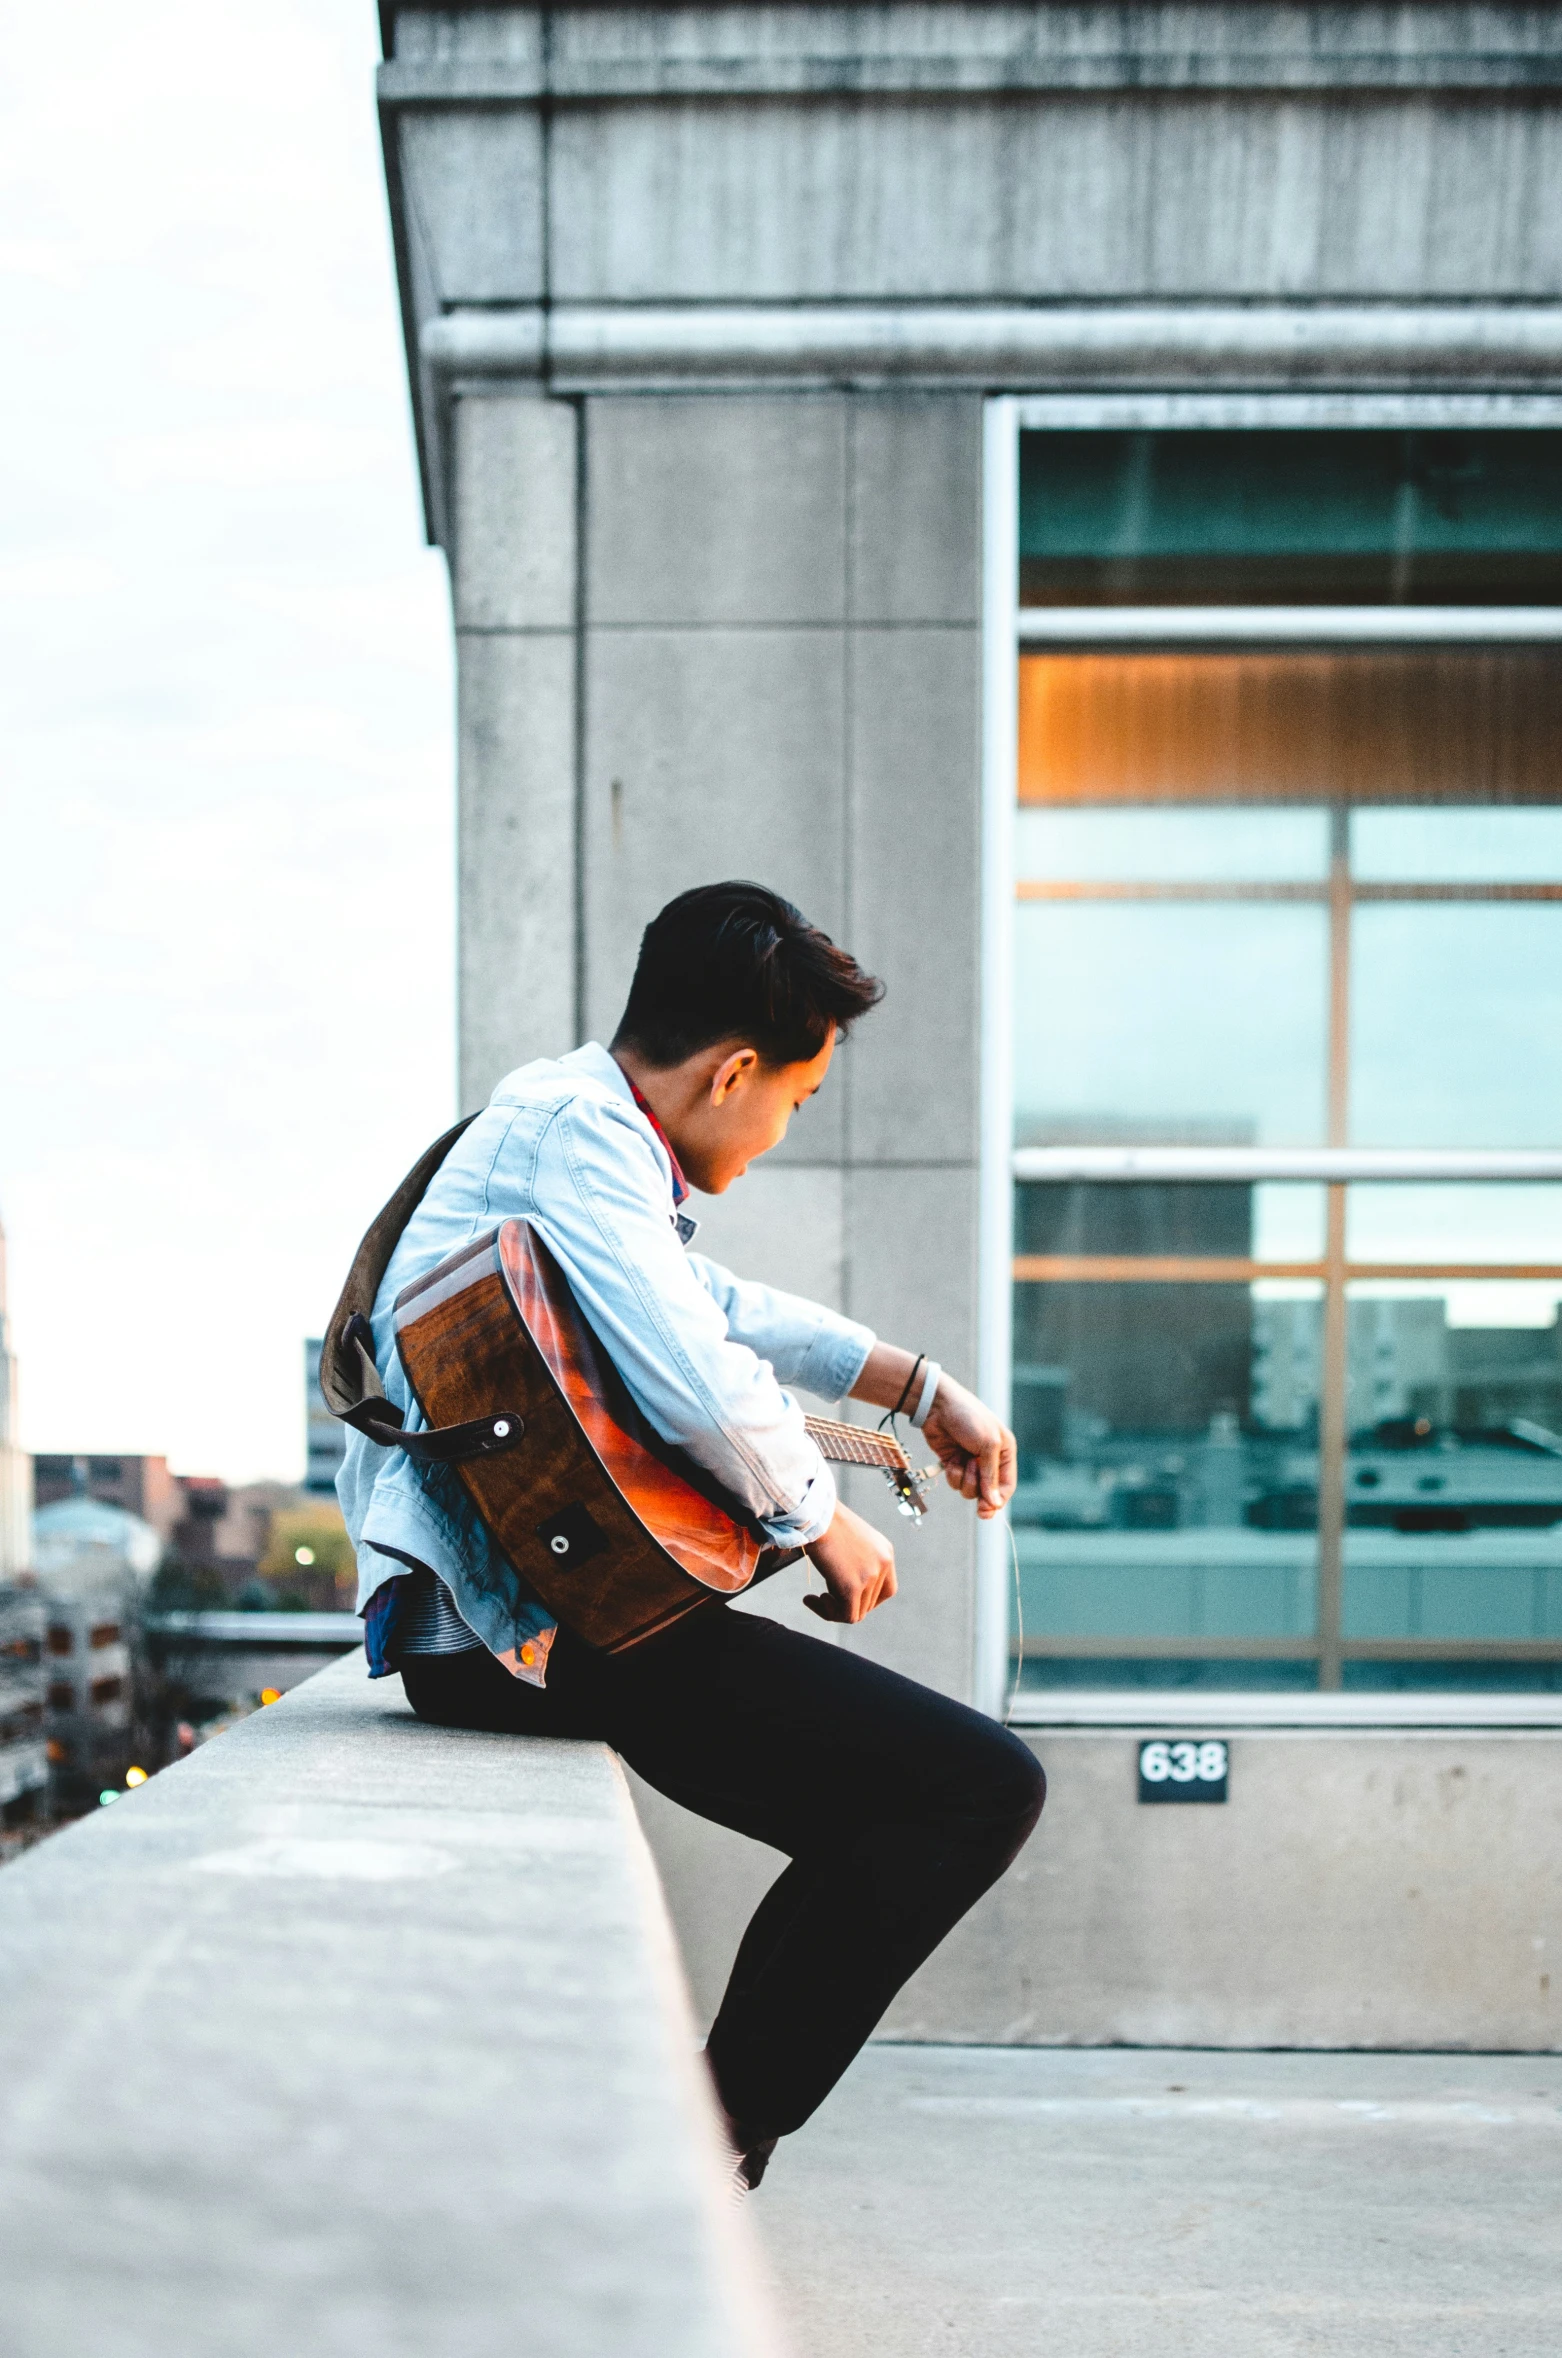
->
xmin=1140 ymin=1740 xmax=1227 ymax=1784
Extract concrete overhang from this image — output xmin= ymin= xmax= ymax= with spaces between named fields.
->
xmin=373 ymin=6 xmax=1562 ymax=546
xmin=377 ymin=7 xmax=1562 ymax=99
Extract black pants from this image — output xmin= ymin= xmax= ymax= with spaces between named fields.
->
xmin=400 ymin=1607 xmax=1045 ymax=2143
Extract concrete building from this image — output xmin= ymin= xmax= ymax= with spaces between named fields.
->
xmin=0 ymin=1586 xmax=47 ymax=1818
xmin=31 ymin=1500 xmax=157 ymax=1803
xmin=374 ymin=4 xmax=1562 ymax=2045
xmin=31 ymin=1458 xmax=290 ymax=1590
xmin=32 ymin=1452 xmax=183 ymax=1544
xmin=1255 ymin=1292 xmax=1562 ymax=1439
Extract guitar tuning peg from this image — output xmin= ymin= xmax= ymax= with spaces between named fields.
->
xmin=883 ymin=1460 xmax=938 ymax=1520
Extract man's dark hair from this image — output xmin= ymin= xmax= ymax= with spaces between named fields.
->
xmin=612 ymin=882 xmax=884 ymax=1069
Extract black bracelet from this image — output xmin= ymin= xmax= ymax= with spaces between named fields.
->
xmin=891 ymin=1353 xmax=925 ymax=1421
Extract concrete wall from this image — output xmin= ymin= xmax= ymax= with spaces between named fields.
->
xmin=0 ymin=1654 xmax=784 ymax=2358
xmin=634 ymin=1722 xmax=1562 ymax=2051
xmin=453 ymin=384 xmax=987 ymax=1699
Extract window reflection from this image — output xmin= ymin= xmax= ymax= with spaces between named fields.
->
xmin=1352 ymin=806 xmax=1562 ymax=883
xmin=1254 ymin=1187 xmax=1327 ymax=1262
xmin=1350 ymin=906 xmax=1562 ymax=1147
xmin=1019 ymin=429 xmax=1562 ymax=608
xmin=1341 ymin=1287 xmax=1562 ymax=1663
xmin=1012 ymin=1274 xmax=1320 ymax=1655
xmin=1015 ymin=903 xmax=1329 ymax=1148
xmin=1346 ymin=1184 xmax=1562 ymax=1268
xmin=1344 ymin=1287 xmax=1562 ymax=1457
xmin=1016 ymin=806 xmax=1328 ymax=883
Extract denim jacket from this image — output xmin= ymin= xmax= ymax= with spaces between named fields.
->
xmin=337 ymin=1043 xmax=875 ymax=1684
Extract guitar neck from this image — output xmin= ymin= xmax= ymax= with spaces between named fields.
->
xmin=803 ymin=1414 xmax=910 ymax=1471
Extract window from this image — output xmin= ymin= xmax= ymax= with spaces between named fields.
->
xmin=1010 ymin=429 xmax=1562 ymax=1694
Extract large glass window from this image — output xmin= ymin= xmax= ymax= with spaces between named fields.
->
xmin=1011 ymin=429 xmax=1562 ymax=1694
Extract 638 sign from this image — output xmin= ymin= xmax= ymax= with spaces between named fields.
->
xmin=1137 ymin=1738 xmax=1229 ymax=1803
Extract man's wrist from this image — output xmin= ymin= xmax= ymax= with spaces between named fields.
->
xmin=908 ymin=1359 xmax=942 ymax=1430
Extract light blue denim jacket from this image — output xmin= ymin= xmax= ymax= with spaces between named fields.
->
xmin=337 ymin=1043 xmax=875 ymax=1684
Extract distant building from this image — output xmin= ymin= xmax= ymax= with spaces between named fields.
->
xmin=31 ymin=1499 xmax=157 ymax=1802
xmin=304 ymin=1339 xmax=346 ymax=1497
xmin=1252 ymin=1298 xmax=1562 ymax=1442
xmin=1014 ymin=1145 xmax=1256 ymax=1452
xmin=32 ymin=1451 xmax=182 ymax=1543
xmin=0 ymin=1586 xmax=47 ymax=1814
xmin=1437 ymin=1322 xmax=1562 ymax=1437
xmin=30 ymin=1457 xmax=279 ymax=1581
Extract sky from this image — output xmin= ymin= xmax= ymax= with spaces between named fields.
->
xmin=0 ymin=2 xmax=456 ymax=1483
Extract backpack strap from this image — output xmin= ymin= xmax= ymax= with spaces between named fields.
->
xmin=317 ymin=1116 xmax=526 ymax=1469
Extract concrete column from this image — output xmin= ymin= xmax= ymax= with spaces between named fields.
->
xmin=837 ymin=394 xmax=984 ymax=1700
xmin=453 ymin=393 xmax=579 ymax=1112
xmin=585 ymin=389 xmax=991 ymax=2012
xmin=580 ymin=392 xmax=850 ymax=1045
xmin=577 ymin=387 xmax=986 ymax=1698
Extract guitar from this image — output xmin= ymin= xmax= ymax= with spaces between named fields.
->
xmin=377 ymin=1218 xmax=933 ymax=1654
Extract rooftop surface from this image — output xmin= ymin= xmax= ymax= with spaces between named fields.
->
xmin=756 ymin=2042 xmax=1562 ymax=2358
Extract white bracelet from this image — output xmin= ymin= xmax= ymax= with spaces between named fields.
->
xmin=909 ymin=1360 xmax=942 ymax=1430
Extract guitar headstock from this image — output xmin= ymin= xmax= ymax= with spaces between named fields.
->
xmin=884 ymin=1460 xmax=937 ymax=1520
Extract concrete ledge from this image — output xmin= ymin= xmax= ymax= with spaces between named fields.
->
xmin=423 ymin=303 xmax=1562 ymax=393
xmin=1010 ymin=1687 xmax=1562 ymax=1730
xmin=888 ymin=1726 xmax=1562 ymax=2048
xmin=0 ymin=1654 xmax=783 ymax=2358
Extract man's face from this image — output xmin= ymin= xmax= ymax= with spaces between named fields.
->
xmin=671 ymin=1029 xmax=837 ymax=1195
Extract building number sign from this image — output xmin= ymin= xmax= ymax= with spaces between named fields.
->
xmin=1137 ymin=1738 xmax=1229 ymax=1803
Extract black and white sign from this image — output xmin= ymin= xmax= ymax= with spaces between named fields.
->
xmin=1137 ymin=1738 xmax=1229 ymax=1803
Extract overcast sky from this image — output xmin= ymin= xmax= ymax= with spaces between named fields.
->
xmin=0 ymin=2 xmax=455 ymax=1483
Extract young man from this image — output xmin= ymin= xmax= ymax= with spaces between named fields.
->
xmin=339 ymin=881 xmax=1044 ymax=2190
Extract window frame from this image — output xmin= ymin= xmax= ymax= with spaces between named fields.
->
xmin=979 ymin=393 xmax=1562 ymax=1715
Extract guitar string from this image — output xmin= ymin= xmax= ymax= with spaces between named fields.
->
xmin=1004 ymin=1511 xmax=1025 ymax=1723
xmin=806 ymin=1414 xmax=905 ymax=1468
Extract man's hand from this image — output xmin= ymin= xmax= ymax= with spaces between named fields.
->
xmin=921 ymin=1375 xmax=1017 ymax=1519
xmin=803 ymin=1501 xmax=898 ymax=1624
xmin=848 ymin=1344 xmax=1017 ymax=1521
